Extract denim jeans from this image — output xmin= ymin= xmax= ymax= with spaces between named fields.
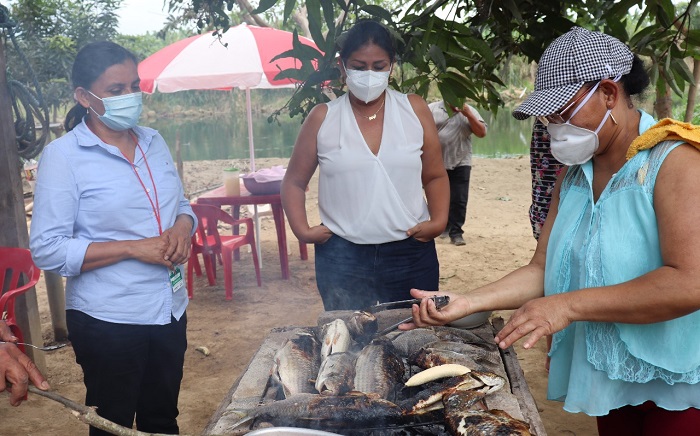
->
xmin=315 ymin=234 xmax=440 ymax=310
xmin=67 ymin=310 xmax=187 ymax=435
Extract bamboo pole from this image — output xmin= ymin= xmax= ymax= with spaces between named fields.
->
xmin=44 ymin=271 xmax=68 ymax=340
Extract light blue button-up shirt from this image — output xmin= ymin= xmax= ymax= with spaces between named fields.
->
xmin=30 ymin=120 xmax=196 ymax=325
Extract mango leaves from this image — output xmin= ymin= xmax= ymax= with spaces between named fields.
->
xmin=170 ymin=0 xmax=700 ymax=120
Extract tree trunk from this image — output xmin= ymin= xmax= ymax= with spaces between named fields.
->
xmin=292 ymin=9 xmax=311 ymax=39
xmin=684 ymin=58 xmax=700 ymax=122
xmin=234 ymin=0 xmax=271 ymax=27
xmin=654 ymin=80 xmax=673 ymax=119
xmin=233 ymin=0 xmax=312 ymax=39
xmin=0 ymin=38 xmax=46 ymax=373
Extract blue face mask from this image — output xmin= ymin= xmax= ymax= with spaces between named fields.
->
xmin=88 ymin=91 xmax=143 ymax=131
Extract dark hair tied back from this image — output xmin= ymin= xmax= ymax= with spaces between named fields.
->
xmin=64 ymin=41 xmax=139 ymax=132
xmin=620 ymin=55 xmax=650 ymax=97
xmin=339 ymin=20 xmax=396 ymax=64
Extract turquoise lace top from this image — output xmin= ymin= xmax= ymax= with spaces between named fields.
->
xmin=545 ymin=110 xmax=700 ymax=416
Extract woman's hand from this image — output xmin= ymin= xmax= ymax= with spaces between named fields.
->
xmin=161 ymin=215 xmax=193 ymax=267
xmin=129 ymin=236 xmax=173 ymax=267
xmin=406 ymin=220 xmax=442 ymax=242
xmin=80 ymin=214 xmax=193 ymax=272
xmin=302 ymin=225 xmax=333 ymax=244
xmin=398 ymin=288 xmax=473 ymax=330
xmin=494 ymin=294 xmax=572 ymax=350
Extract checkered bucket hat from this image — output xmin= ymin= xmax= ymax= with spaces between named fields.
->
xmin=513 ymin=27 xmax=634 ymax=120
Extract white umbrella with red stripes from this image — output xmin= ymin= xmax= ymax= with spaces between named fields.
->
xmin=138 ymin=22 xmax=320 ymax=172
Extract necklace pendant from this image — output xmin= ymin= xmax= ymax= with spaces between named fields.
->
xmin=368 ymin=114 xmax=377 ymax=121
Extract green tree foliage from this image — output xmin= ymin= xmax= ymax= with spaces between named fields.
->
xmin=167 ymin=0 xmax=700 ymax=120
xmin=5 ymin=0 xmax=122 ymax=120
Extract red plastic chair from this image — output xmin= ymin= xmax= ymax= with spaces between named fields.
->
xmin=0 ymin=247 xmax=41 ymax=354
xmin=187 ymin=204 xmax=262 ymax=300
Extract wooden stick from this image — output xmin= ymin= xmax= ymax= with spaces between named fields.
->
xmin=27 ymin=386 xmax=179 ymax=436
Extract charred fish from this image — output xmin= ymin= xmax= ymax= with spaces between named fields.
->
xmin=230 ymin=392 xmax=403 ymax=430
xmin=354 ymin=337 xmax=405 ymax=400
xmin=315 ymin=351 xmax=356 ymax=396
xmin=272 ymin=332 xmax=320 ymax=398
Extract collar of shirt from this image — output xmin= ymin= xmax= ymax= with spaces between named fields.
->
xmin=73 ymin=120 xmax=158 ymax=157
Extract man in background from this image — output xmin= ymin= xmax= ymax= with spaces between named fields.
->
xmin=429 ymin=100 xmax=488 ymax=246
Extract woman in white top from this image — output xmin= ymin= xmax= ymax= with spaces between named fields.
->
xmin=282 ymin=20 xmax=449 ymax=310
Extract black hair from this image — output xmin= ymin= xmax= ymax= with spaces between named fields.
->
xmin=339 ymin=20 xmax=396 ymax=64
xmin=64 ymin=41 xmax=139 ymax=132
xmin=581 ymin=55 xmax=650 ymax=100
xmin=620 ymin=55 xmax=650 ymax=97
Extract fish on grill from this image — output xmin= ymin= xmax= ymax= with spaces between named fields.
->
xmin=444 ymin=389 xmax=532 ymax=436
xmin=319 ymin=318 xmax=352 ymax=360
xmin=346 ymin=310 xmax=378 ymax=342
xmin=256 ymin=324 xmax=531 ymax=435
xmin=315 ymin=351 xmax=356 ymax=396
xmin=412 ymin=340 xmax=503 ymax=374
xmin=400 ymin=371 xmax=505 ymax=416
xmin=230 ymin=392 xmax=403 ymax=430
xmin=389 ymin=328 xmax=442 ymax=358
xmin=354 ymin=337 xmax=405 ymax=400
xmin=411 ymin=347 xmax=483 ymax=370
xmin=271 ymin=332 xmax=320 ymax=398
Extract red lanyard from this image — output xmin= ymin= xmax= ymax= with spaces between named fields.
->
xmin=123 ymin=131 xmax=162 ymax=234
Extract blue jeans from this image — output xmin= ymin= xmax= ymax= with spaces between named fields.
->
xmin=67 ymin=310 xmax=187 ymax=435
xmin=315 ymin=234 xmax=440 ymax=310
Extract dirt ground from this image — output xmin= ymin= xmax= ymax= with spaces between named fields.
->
xmin=1 ymin=157 xmax=598 ymax=435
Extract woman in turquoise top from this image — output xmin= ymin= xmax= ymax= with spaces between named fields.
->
xmin=400 ymin=27 xmax=700 ymax=435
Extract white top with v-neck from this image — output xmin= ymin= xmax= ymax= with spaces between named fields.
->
xmin=316 ymin=89 xmax=429 ymax=244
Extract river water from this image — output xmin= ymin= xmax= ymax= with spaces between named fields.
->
xmin=147 ymin=106 xmax=534 ymax=162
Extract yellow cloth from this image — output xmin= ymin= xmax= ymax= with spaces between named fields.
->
xmin=626 ymin=118 xmax=700 ymax=160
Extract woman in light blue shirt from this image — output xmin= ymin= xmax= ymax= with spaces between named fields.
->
xmin=403 ymin=28 xmax=700 ymax=435
xmin=30 ymin=41 xmax=196 ymax=435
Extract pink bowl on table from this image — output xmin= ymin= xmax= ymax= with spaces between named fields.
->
xmin=242 ymin=177 xmax=282 ymax=195
xmin=241 ymin=166 xmax=286 ymax=195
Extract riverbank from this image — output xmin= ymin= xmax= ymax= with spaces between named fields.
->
xmin=2 ymin=157 xmax=597 ymax=435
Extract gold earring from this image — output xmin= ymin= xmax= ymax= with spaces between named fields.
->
xmin=610 ymin=112 xmax=618 ymax=125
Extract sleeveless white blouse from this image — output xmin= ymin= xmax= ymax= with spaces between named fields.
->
xmin=316 ymin=89 xmax=430 ymax=244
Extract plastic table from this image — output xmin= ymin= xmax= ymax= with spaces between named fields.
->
xmin=196 ymin=185 xmax=308 ymax=279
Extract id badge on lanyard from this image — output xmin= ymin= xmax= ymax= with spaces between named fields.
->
xmin=169 ymin=265 xmax=184 ymax=293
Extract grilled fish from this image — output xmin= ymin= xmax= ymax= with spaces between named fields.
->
xmin=444 ymin=403 xmax=532 ymax=436
xmin=315 ymin=351 xmax=356 ymax=395
xmin=272 ymin=332 xmax=320 ymax=398
xmin=413 ymin=340 xmax=503 ymax=374
xmin=400 ymin=371 xmax=505 ymax=415
xmin=411 ymin=347 xmax=481 ymax=370
xmin=346 ymin=310 xmax=378 ymax=342
xmin=354 ymin=337 xmax=405 ymax=400
xmin=390 ymin=328 xmax=442 ymax=358
xmin=230 ymin=393 xmax=403 ymax=430
xmin=320 ymin=318 xmax=352 ymax=360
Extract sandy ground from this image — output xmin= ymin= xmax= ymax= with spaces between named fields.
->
xmin=1 ymin=157 xmax=598 ymax=435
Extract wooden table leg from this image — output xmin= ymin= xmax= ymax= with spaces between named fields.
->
xmin=271 ymin=203 xmax=290 ymax=280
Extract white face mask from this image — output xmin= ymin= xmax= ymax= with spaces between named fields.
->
xmin=344 ymin=63 xmax=391 ymax=104
xmin=546 ymin=81 xmax=613 ymax=166
xmin=547 ymin=122 xmax=602 ymax=165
